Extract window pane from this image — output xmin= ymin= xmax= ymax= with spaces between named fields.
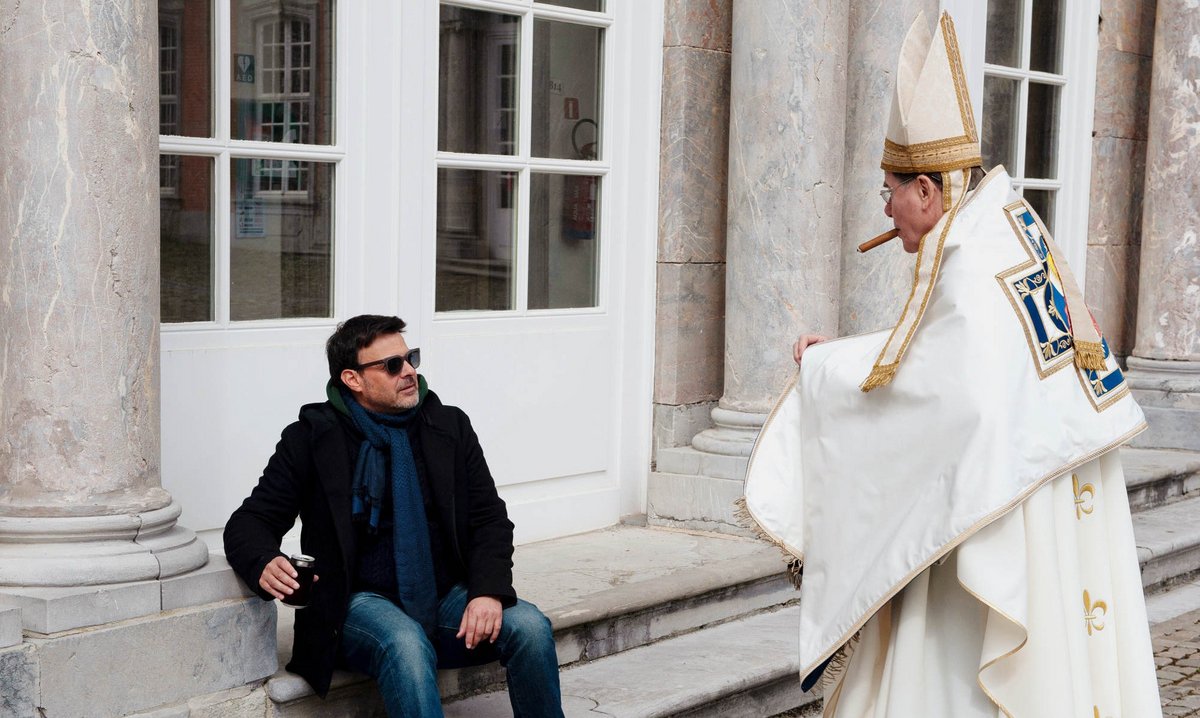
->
xmin=161 ymin=155 xmax=214 ymax=322
xmin=436 ymin=168 xmax=516 ymax=311
xmin=229 ymin=158 xmax=334 ymax=320
xmin=1024 ymin=189 xmax=1056 ymax=234
xmin=1029 ymin=0 xmax=1063 ymax=73
xmin=1025 ymin=82 xmax=1060 ymax=179
xmin=439 ymin=7 xmax=521 ymax=155
xmin=982 ymin=75 xmax=1019 ymax=171
xmin=230 ymin=0 xmax=335 ymax=144
xmin=159 ymin=0 xmax=213 ymax=137
xmin=532 ymin=20 xmax=603 ymax=160
xmin=536 ymin=0 xmax=605 ymax=12
xmin=985 ymin=0 xmax=1022 ymax=68
xmin=529 ymin=173 xmax=599 ymax=309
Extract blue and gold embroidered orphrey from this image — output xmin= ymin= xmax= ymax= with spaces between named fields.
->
xmin=997 ymin=200 xmax=1130 ymax=412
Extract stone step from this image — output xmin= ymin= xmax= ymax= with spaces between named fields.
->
xmin=265 ymin=526 xmax=799 ymax=715
xmin=1122 ymin=447 xmax=1200 ymax=512
xmin=444 ymin=605 xmax=820 ymax=718
xmin=1135 ymin=494 xmax=1200 ymax=592
xmin=1146 ymin=577 xmax=1200 ymax=626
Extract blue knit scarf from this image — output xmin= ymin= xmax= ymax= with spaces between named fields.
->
xmin=340 ymin=387 xmax=437 ymax=636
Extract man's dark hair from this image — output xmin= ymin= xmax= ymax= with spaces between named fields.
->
xmin=326 ymin=314 xmax=407 ymax=389
xmin=894 ymin=166 xmax=985 ymax=191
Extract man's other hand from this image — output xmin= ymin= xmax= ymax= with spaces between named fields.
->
xmin=457 ymin=596 xmax=503 ymax=649
xmin=258 ymin=555 xmax=319 ymax=600
xmin=793 ymin=334 xmax=830 ymax=366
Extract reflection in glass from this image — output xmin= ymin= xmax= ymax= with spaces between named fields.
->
xmin=1025 ymin=82 xmax=1060 ymax=179
xmin=1030 ymin=0 xmax=1063 ymax=73
xmin=436 ymin=169 xmax=516 ymax=311
xmin=1024 ymin=189 xmax=1056 ymax=234
xmin=982 ymin=76 xmax=1019 ymax=171
xmin=439 ymin=7 xmax=521 ymax=155
xmin=230 ymin=0 xmax=335 ymax=145
xmin=161 ymin=155 xmax=214 ymax=322
xmin=985 ymin=0 xmax=1021 ymax=67
xmin=229 ymin=159 xmax=334 ymax=320
xmin=537 ymin=0 xmax=604 ymax=10
xmin=529 ymin=173 xmax=599 ymax=310
xmin=158 ymin=0 xmax=213 ymax=137
xmin=532 ymin=20 xmax=603 ymax=160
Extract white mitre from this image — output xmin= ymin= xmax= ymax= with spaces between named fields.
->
xmin=880 ymin=11 xmax=982 ymax=176
xmin=861 ymin=10 xmax=1103 ymax=392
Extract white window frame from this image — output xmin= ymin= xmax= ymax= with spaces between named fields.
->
xmin=160 ymin=14 xmax=183 ymax=196
xmin=431 ymin=0 xmax=614 ymax=318
xmin=943 ymin=0 xmax=1099 ymax=279
xmin=158 ymin=0 xmax=350 ymax=334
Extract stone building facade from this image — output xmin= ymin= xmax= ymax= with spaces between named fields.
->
xmin=0 ymin=0 xmax=1195 ymax=715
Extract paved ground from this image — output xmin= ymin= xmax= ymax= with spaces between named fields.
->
xmin=1154 ymin=607 xmax=1200 ymax=716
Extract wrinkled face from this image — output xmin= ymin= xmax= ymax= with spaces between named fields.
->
xmin=341 ymin=333 xmax=419 ymax=414
xmin=882 ymin=172 xmax=945 ymax=253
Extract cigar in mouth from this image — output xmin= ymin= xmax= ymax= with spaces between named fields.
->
xmin=857 ymin=228 xmax=901 ymax=253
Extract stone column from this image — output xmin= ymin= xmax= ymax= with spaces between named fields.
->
xmin=1127 ymin=0 xmax=1200 ymax=451
xmin=0 ymin=0 xmax=207 ymax=586
xmin=839 ymin=1 xmax=941 ymax=336
xmin=650 ymin=0 xmax=848 ymax=532
xmin=693 ymin=0 xmax=847 ymax=451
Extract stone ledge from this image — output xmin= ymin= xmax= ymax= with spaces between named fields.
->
xmin=1135 ymin=495 xmax=1200 ymax=590
xmin=1123 ymin=447 xmax=1200 ymax=511
xmin=656 ymin=446 xmax=748 ymax=481
xmin=445 ymin=605 xmax=815 ymax=717
xmin=0 ymin=607 xmax=22 ymax=648
xmin=0 ymin=643 xmax=36 ymax=717
xmin=0 ymin=553 xmax=254 ymax=633
xmin=24 ymin=598 xmax=276 ymax=718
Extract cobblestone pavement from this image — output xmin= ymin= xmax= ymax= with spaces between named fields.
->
xmin=1155 ymin=608 xmax=1200 ymax=717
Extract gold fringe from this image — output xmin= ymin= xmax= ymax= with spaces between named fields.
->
xmin=733 ymin=496 xmax=804 ymax=590
xmin=814 ymin=632 xmax=861 ymax=695
xmin=1074 ymin=340 xmax=1107 ymax=372
xmin=859 ymin=362 xmax=898 ymax=392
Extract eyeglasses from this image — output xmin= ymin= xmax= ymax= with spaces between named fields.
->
xmin=356 ymin=348 xmax=421 ymax=376
xmin=879 ymin=176 xmax=917 ymax=204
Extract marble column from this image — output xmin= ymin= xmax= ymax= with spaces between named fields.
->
xmin=1127 ymin=0 xmax=1200 ymax=451
xmin=0 ymin=0 xmax=207 ymax=585
xmin=839 ymin=1 xmax=941 ymax=336
xmin=690 ymin=0 xmax=848 ymax=456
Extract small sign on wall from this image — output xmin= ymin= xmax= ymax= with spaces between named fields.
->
xmin=235 ymin=54 xmax=255 ymax=83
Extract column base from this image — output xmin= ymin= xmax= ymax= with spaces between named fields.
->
xmin=0 ymin=499 xmax=209 ymax=587
xmin=649 ymin=407 xmax=767 ymax=533
xmin=1127 ymin=357 xmax=1200 ymax=451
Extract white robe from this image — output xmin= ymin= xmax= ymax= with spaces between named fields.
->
xmin=742 ymin=169 xmax=1162 ymax=717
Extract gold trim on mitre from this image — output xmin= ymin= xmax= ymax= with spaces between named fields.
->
xmin=880 ymin=12 xmax=982 ymax=175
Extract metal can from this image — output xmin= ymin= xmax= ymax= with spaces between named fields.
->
xmin=282 ymin=554 xmax=316 ymax=608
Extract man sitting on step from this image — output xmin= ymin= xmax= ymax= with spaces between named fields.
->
xmin=224 ymin=314 xmax=565 ymax=717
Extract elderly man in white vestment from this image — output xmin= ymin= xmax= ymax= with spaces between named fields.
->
xmin=740 ymin=11 xmax=1164 ymax=718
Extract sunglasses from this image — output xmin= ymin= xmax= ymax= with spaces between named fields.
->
xmin=355 ymin=348 xmax=421 ymax=376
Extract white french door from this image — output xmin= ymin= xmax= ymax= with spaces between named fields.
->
xmin=158 ymin=0 xmax=661 ymax=545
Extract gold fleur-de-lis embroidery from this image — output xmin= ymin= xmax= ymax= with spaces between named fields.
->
xmin=1083 ymin=590 xmax=1108 ymax=635
xmin=1073 ymin=474 xmax=1095 ymax=520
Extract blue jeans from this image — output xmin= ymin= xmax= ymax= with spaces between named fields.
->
xmin=339 ymin=584 xmax=564 ymax=717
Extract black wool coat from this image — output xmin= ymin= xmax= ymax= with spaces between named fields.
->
xmin=223 ymin=389 xmax=516 ymax=697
